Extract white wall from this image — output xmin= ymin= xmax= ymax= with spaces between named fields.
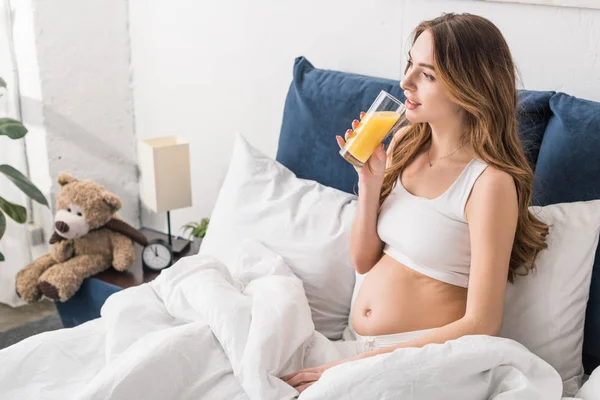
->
xmin=30 ymin=0 xmax=139 ymax=227
xmin=129 ymin=0 xmax=405 ymax=233
xmin=129 ymin=0 xmax=600 ymax=236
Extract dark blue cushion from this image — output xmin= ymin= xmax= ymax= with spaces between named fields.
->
xmin=276 ymin=56 xmax=405 ymax=195
xmin=517 ymin=90 xmax=555 ymax=171
xmin=532 ymin=92 xmax=600 ymax=373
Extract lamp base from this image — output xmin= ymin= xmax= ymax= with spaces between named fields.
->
xmin=165 ymin=210 xmax=191 ymax=254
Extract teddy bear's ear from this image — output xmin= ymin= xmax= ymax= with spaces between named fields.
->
xmin=57 ymin=173 xmax=78 ymax=186
xmin=102 ymin=192 xmax=122 ymax=213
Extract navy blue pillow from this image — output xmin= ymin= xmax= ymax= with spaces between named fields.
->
xmin=276 ymin=57 xmax=551 ymax=196
xmin=533 ymin=93 xmax=600 ymax=204
xmin=276 ymin=57 xmax=405 ymax=195
xmin=532 ymin=93 xmax=600 ymax=373
xmin=517 ymin=90 xmax=555 ymax=171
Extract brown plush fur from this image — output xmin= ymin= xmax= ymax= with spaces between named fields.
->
xmin=15 ymin=173 xmax=135 ymax=303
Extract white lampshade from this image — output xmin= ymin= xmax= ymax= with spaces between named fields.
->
xmin=138 ymin=136 xmax=192 ymax=213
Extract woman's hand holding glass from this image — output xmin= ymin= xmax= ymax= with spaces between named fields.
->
xmin=336 ymin=111 xmax=387 ymax=187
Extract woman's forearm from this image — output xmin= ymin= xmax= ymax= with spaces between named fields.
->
xmin=349 ymin=181 xmax=384 ymax=274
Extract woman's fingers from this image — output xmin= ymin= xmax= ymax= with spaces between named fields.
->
xmin=346 ymin=129 xmax=357 ymax=142
xmin=287 ymin=371 xmax=320 ymax=388
xmin=281 ymin=368 xmax=314 ymax=383
xmin=337 ymin=112 xmax=365 ymax=150
xmin=281 ymin=371 xmax=295 ymax=382
xmin=374 ymin=143 xmax=386 ymax=160
xmin=281 ymin=368 xmax=310 ymax=382
xmin=345 ymin=129 xmax=352 ymax=141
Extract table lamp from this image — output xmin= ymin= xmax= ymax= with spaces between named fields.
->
xmin=138 ymin=136 xmax=192 ymax=254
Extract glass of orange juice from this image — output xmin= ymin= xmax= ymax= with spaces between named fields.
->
xmin=339 ymin=90 xmax=406 ymax=168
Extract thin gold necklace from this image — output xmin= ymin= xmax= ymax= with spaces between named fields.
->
xmin=427 ymin=142 xmax=464 ymax=167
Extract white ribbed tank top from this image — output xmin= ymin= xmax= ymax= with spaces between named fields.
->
xmin=376 ymin=158 xmax=489 ymax=288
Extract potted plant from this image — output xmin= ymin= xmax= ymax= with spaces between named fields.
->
xmin=0 ymin=77 xmax=49 ymax=262
xmin=181 ymin=217 xmax=210 ymax=241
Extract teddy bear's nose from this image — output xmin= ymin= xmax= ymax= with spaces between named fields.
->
xmin=55 ymin=221 xmax=70 ymax=233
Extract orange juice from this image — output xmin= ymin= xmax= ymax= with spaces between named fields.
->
xmin=345 ymin=111 xmax=400 ymax=163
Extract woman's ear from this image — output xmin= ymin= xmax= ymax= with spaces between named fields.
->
xmin=102 ymin=192 xmax=122 ymax=213
xmin=57 ymin=173 xmax=78 ymax=187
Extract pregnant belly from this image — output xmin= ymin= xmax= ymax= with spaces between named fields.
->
xmin=351 ymin=253 xmax=468 ymax=336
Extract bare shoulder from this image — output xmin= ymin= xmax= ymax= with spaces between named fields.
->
xmin=465 ymin=165 xmax=517 ymax=222
xmin=476 ymin=166 xmax=515 ymax=192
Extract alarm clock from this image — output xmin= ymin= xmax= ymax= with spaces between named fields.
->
xmin=142 ymin=239 xmax=173 ymax=271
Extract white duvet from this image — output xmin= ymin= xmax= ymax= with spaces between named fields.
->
xmin=0 ymin=239 xmax=597 ymax=399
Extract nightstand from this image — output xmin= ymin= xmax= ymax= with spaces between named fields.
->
xmin=55 ymin=227 xmax=201 ymax=328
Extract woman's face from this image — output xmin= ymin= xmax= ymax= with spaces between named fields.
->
xmin=400 ymin=29 xmax=461 ymax=124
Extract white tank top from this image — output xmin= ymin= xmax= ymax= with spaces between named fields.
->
xmin=376 ymin=158 xmax=488 ymax=288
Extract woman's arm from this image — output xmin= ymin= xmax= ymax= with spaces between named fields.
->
xmin=349 ymin=126 xmax=408 ymax=274
xmin=349 ymin=180 xmax=384 ymax=274
xmin=359 ymin=166 xmax=519 ymax=357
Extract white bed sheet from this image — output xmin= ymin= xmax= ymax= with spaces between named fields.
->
xmin=0 ymin=239 xmax=597 ymax=399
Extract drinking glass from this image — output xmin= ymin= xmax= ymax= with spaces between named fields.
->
xmin=339 ymin=90 xmax=406 ymax=168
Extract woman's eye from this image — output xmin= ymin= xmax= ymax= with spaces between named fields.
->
xmin=77 ymin=212 xmax=82 ymax=217
xmin=423 ymin=73 xmax=435 ymax=81
xmin=67 ymin=208 xmax=71 ymax=212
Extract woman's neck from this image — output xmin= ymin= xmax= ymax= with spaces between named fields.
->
xmin=427 ymin=116 xmax=469 ymax=159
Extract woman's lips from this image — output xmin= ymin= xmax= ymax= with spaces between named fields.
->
xmin=405 ymin=98 xmax=421 ymax=110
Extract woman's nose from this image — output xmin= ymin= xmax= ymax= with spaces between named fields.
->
xmin=400 ymin=75 xmax=415 ymax=91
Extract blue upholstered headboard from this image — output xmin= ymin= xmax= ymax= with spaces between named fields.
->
xmin=276 ymin=56 xmax=600 ymax=374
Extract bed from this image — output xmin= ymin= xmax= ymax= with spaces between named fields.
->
xmin=0 ymin=56 xmax=599 ymax=399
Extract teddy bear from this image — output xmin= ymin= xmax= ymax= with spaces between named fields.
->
xmin=15 ymin=173 xmax=146 ymax=303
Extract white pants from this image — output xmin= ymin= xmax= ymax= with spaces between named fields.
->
xmin=341 ymin=325 xmax=434 ymax=352
xmin=303 ymin=326 xmax=434 ymax=368
xmin=351 ymin=328 xmax=434 ymax=352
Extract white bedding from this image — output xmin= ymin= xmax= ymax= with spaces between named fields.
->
xmin=0 ymin=239 xmax=597 ymax=399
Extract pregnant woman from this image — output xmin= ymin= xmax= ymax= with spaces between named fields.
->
xmin=283 ymin=12 xmax=549 ymax=393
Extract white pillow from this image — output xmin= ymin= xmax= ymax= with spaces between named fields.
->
xmin=499 ymin=200 xmax=600 ymax=396
xmin=199 ymin=133 xmax=358 ymax=339
xmin=347 ymin=200 xmax=600 ymax=396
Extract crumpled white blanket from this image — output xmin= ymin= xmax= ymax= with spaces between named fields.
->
xmin=0 ymin=239 xmax=597 ymax=399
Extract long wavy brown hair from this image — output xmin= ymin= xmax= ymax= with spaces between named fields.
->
xmin=380 ymin=13 xmax=549 ymax=283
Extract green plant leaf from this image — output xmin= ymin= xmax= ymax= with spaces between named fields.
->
xmin=0 ymin=77 xmax=6 ymax=88
xmin=0 ymin=196 xmax=26 ymax=223
xmin=0 ymin=211 xmax=5 ymax=241
xmin=0 ymin=251 xmax=4 ymax=262
xmin=0 ymin=118 xmax=28 ymax=139
xmin=0 ymin=165 xmax=49 ymax=207
xmin=181 ymin=223 xmax=198 ymax=240
xmin=181 ymin=218 xmax=210 ymax=239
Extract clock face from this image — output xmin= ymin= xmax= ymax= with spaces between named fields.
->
xmin=142 ymin=241 xmax=173 ymax=271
